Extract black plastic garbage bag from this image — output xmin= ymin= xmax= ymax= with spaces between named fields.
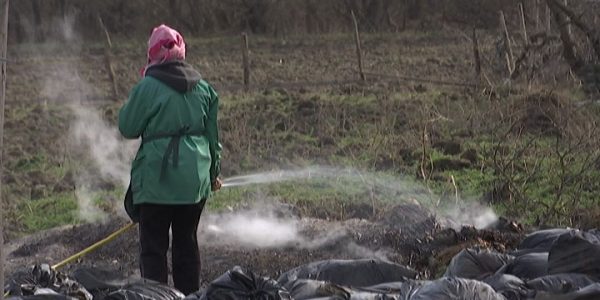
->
xmin=5 ymin=268 xmax=38 ymax=296
xmin=7 ymin=295 xmax=77 ymax=300
xmin=4 ymin=264 xmax=92 ymax=300
xmin=105 ymin=281 xmax=185 ymax=300
xmin=534 ymin=283 xmax=600 ymax=300
xmin=410 ymin=277 xmax=505 ymax=300
xmin=287 ymin=279 xmax=428 ymax=300
xmin=548 ymin=230 xmax=600 ymax=278
xmin=444 ymin=248 xmax=514 ymax=280
xmin=5 ymin=264 xmax=58 ymax=296
xmin=194 ymin=266 xmax=290 ymax=300
xmin=359 ymin=280 xmax=426 ymax=300
xmin=527 ymin=273 xmax=597 ymax=294
xmin=286 ymin=280 xmax=349 ymax=300
xmin=503 ymin=252 xmax=548 ymax=280
xmin=482 ymin=273 xmax=529 ymax=300
xmin=515 ymin=229 xmax=575 ymax=255
xmin=277 ymin=259 xmax=417 ymax=288
xmin=70 ymin=267 xmax=131 ymax=300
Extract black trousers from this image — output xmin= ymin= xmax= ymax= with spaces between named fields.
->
xmin=138 ymin=200 xmax=206 ymax=295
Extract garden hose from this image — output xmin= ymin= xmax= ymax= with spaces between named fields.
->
xmin=52 ymin=222 xmax=136 ymax=270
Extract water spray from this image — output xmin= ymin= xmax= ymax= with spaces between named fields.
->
xmin=220 ymin=168 xmax=323 ymax=188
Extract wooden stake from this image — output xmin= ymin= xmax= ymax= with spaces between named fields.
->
xmin=564 ymin=0 xmax=571 ymax=35
xmin=500 ymin=10 xmax=515 ymax=74
xmin=402 ymin=0 xmax=408 ymax=31
xmin=351 ymin=10 xmax=366 ymax=81
xmin=450 ymin=175 xmax=459 ymax=206
xmin=97 ymin=16 xmax=112 ymax=48
xmin=0 ymin=1 xmax=9 ymax=300
xmin=519 ymin=2 xmax=528 ymax=44
xmin=546 ymin=3 xmax=552 ymax=32
xmin=472 ymin=28 xmax=481 ymax=79
xmin=535 ymin=0 xmax=541 ymax=30
xmin=98 ymin=16 xmax=118 ymax=100
xmin=241 ymin=32 xmax=250 ymax=90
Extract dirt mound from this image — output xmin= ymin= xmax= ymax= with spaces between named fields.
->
xmin=379 ymin=203 xmax=438 ymax=238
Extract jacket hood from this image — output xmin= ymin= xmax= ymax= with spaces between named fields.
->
xmin=145 ymin=61 xmax=202 ymax=93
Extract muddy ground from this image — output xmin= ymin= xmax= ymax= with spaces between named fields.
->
xmin=4 ymin=203 xmax=524 ymax=286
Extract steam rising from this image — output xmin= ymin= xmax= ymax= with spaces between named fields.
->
xmin=75 ymin=186 xmax=108 ymax=223
xmin=70 ymin=104 xmax=138 ymax=189
xmin=200 ymin=203 xmax=391 ymax=261
xmin=37 ymin=15 xmax=137 ymax=222
xmin=204 ymin=208 xmax=301 ymax=248
xmin=69 ymin=104 xmax=138 ymax=221
xmin=443 ymin=203 xmax=499 ymax=230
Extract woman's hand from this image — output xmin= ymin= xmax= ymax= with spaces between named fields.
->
xmin=212 ymin=178 xmax=223 ymax=191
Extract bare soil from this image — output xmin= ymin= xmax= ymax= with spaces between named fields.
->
xmin=4 ymin=203 xmax=524 ymax=285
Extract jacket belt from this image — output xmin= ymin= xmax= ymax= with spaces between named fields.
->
xmin=142 ymin=125 xmax=204 ymax=181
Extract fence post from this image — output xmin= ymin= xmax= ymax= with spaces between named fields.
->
xmin=98 ymin=16 xmax=118 ymax=100
xmin=500 ymin=10 xmax=514 ymax=74
xmin=519 ymin=2 xmax=528 ymax=44
xmin=472 ymin=28 xmax=481 ymax=80
xmin=564 ymin=0 xmax=571 ymax=35
xmin=351 ymin=10 xmax=365 ymax=82
xmin=546 ymin=3 xmax=552 ymax=32
xmin=0 ymin=1 xmax=9 ymax=299
xmin=241 ymin=32 xmax=250 ymax=90
xmin=535 ymin=0 xmax=541 ymax=30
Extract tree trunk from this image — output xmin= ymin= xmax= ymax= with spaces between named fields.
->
xmin=546 ymin=0 xmax=581 ymax=71
xmin=186 ymin=0 xmax=202 ymax=33
xmin=304 ymin=0 xmax=315 ymax=34
xmin=30 ymin=0 xmax=42 ymax=42
xmin=58 ymin=0 xmax=66 ymax=20
xmin=0 ymin=2 xmax=9 ymax=300
xmin=548 ymin=0 xmax=600 ymax=61
xmin=402 ymin=0 xmax=408 ymax=30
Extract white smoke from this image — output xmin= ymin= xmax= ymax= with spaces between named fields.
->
xmin=199 ymin=202 xmax=387 ymax=259
xmin=57 ymin=14 xmax=77 ymax=42
xmin=345 ymin=242 xmax=391 ymax=262
xmin=204 ymin=210 xmax=301 ymax=248
xmin=75 ymin=186 xmax=108 ymax=223
xmin=36 ymin=16 xmax=137 ymax=222
xmin=442 ymin=202 xmax=499 ymax=230
xmin=69 ymin=104 xmax=138 ymax=189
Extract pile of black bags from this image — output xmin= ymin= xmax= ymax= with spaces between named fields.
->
xmin=4 ymin=228 xmax=600 ymax=299
xmin=4 ymin=265 xmax=183 ymax=300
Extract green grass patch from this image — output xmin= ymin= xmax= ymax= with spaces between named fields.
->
xmin=442 ymin=168 xmax=495 ymax=197
xmin=18 ymin=193 xmax=78 ymax=233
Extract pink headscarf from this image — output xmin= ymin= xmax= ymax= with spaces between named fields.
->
xmin=141 ymin=24 xmax=186 ymax=76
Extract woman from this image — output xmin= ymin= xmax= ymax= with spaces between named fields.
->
xmin=119 ymin=24 xmax=222 ymax=295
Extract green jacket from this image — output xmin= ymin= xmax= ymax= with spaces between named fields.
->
xmin=119 ymin=62 xmax=221 ymax=205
